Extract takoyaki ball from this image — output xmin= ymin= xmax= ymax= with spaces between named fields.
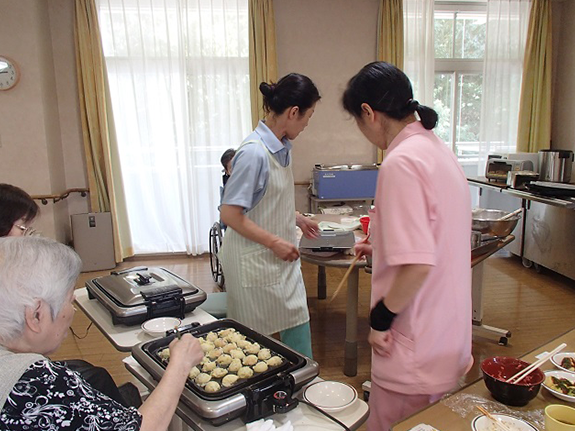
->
xmin=236 ymin=339 xmax=250 ymax=349
xmin=158 ymin=348 xmax=170 ymax=361
xmin=257 ymin=349 xmax=271 ymax=361
xmin=202 ymin=360 xmax=217 ymax=373
xmin=207 ymin=348 xmax=224 ymax=360
xmin=228 ymin=358 xmax=242 ymax=373
xmin=230 ymin=349 xmax=246 ymax=360
xmin=266 ymin=356 xmax=282 ymax=367
xmin=253 ymin=361 xmax=268 ymax=373
xmin=243 ymin=354 xmax=258 ymax=366
xmin=218 ymin=328 xmax=235 ymax=338
xmin=237 ymin=366 xmax=254 ymax=379
xmin=195 ymin=373 xmax=212 ymax=386
xmin=206 ymin=332 xmax=218 ymax=342
xmin=204 ymin=381 xmax=221 ymax=393
xmin=216 ymin=354 xmax=233 ymax=367
xmin=189 ymin=366 xmax=200 ymax=380
xmin=222 ymin=374 xmax=239 ymax=388
xmin=200 ymin=341 xmax=215 ymax=353
xmin=211 ymin=367 xmax=228 ymax=379
xmin=223 ymin=342 xmax=237 ymax=354
xmin=245 ymin=342 xmax=261 ymax=355
xmin=228 ymin=332 xmax=245 ymax=344
xmin=214 ymin=338 xmax=228 ymax=348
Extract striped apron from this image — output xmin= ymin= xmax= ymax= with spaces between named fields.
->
xmin=219 ymin=140 xmax=310 ymax=335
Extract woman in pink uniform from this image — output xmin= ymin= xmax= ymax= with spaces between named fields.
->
xmin=342 ymin=62 xmax=473 ymax=430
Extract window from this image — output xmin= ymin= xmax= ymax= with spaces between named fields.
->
xmin=433 ymin=2 xmax=486 ymax=167
xmin=97 ymin=0 xmax=251 ymax=254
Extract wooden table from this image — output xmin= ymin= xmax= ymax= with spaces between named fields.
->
xmin=301 ymin=251 xmax=367 ymax=377
xmin=392 ymin=326 xmax=575 ymax=430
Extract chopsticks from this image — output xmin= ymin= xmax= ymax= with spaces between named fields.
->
xmin=476 ymin=406 xmax=512 ymax=431
xmin=329 ymin=253 xmax=362 ymax=303
xmin=506 ymin=343 xmax=567 ymax=384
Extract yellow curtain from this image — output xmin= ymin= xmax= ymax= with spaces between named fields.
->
xmin=74 ymin=0 xmax=134 ymax=261
xmin=376 ymin=0 xmax=404 ymax=162
xmin=249 ymin=0 xmax=278 ymax=129
xmin=516 ymin=0 xmax=552 ymax=153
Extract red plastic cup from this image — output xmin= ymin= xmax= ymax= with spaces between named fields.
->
xmin=359 ymin=216 xmax=370 ymax=234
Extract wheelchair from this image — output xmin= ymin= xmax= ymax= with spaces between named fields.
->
xmin=209 ymin=221 xmax=225 ymax=290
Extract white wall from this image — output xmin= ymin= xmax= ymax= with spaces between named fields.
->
xmin=551 ymin=0 xmax=575 ymax=153
xmin=0 ymin=0 xmax=88 ymax=242
xmin=274 ymin=0 xmax=380 ymax=211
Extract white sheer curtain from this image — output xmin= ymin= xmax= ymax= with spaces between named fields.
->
xmin=478 ymin=0 xmax=531 ymax=175
xmin=96 ymin=0 xmax=251 ymax=255
xmin=403 ymin=0 xmax=435 ymax=106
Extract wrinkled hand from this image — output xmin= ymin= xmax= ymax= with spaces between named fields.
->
xmin=270 ymin=237 xmax=300 ymax=262
xmin=368 ymin=328 xmax=393 ymax=357
xmin=354 ymin=242 xmax=372 ymax=257
xmin=296 ymin=214 xmax=319 ymax=239
xmin=166 ymin=334 xmax=203 ymax=375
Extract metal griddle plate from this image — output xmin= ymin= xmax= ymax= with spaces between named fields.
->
xmin=131 ymin=319 xmax=319 ymax=424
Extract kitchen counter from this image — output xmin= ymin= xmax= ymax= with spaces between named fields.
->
xmin=468 ymin=176 xmax=575 ymax=209
xmin=468 ymin=176 xmax=575 ymax=281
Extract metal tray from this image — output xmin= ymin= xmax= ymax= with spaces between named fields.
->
xmin=132 ymin=319 xmax=319 ymax=424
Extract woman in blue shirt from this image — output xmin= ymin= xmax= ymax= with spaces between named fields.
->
xmin=219 ymin=73 xmax=320 ymax=357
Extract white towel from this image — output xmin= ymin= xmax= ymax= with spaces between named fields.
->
xmin=245 ymin=419 xmax=293 ymax=431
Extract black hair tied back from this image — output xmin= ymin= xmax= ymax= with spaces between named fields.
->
xmin=259 ymin=73 xmax=321 ymax=116
xmin=259 ymin=82 xmax=274 ymax=98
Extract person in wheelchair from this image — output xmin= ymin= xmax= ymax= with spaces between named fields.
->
xmin=219 ymin=148 xmax=236 ymax=231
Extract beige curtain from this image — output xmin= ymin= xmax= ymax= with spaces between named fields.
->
xmin=377 ymin=0 xmax=404 ymax=68
xmin=74 ymin=0 xmax=133 ymax=261
xmin=376 ymin=0 xmax=404 ymax=162
xmin=249 ymin=0 xmax=278 ymax=129
xmin=516 ymin=0 xmax=552 ymax=153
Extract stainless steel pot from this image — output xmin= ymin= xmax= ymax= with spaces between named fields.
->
xmin=538 ymin=150 xmax=574 ymax=183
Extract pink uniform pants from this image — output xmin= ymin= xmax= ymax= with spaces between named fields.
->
xmin=367 ymin=382 xmax=444 ymax=431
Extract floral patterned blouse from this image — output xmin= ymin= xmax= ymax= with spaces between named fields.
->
xmin=0 ymin=360 xmax=142 ymax=430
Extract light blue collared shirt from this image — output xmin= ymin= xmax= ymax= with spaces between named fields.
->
xmin=221 ymin=121 xmax=292 ymax=211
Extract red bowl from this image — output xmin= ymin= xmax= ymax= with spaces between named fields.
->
xmin=481 ymin=356 xmax=544 ymax=406
xmin=359 ymin=216 xmax=370 ymax=234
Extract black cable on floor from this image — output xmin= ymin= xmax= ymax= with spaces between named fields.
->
xmin=298 ymin=398 xmax=352 ymax=431
xmin=70 ymin=322 xmax=93 ymax=339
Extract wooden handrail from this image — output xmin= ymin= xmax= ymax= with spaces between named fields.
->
xmin=31 ymin=188 xmax=90 ymax=205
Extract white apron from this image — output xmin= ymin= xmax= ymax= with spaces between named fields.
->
xmin=219 ymin=140 xmax=310 ymax=335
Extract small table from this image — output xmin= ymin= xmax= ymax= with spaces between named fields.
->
xmin=126 ymin=357 xmax=370 ymax=431
xmin=392 ymin=325 xmax=575 ymax=430
xmin=74 ymin=287 xmax=215 ymax=352
xmin=76 ymin=287 xmax=370 ymax=430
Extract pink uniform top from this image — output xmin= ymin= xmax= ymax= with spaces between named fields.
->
xmin=370 ymin=121 xmax=473 ymax=395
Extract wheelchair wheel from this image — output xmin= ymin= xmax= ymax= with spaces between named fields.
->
xmin=209 ymin=222 xmax=225 ymax=290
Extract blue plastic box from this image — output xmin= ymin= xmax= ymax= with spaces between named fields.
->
xmin=312 ymin=165 xmax=379 ymax=199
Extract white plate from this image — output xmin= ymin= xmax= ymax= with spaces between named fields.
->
xmin=303 ymin=381 xmax=358 ymax=413
xmin=551 ymin=352 xmax=575 ymax=373
xmin=543 ymin=370 xmax=575 ymax=402
xmin=141 ymin=317 xmax=181 ymax=337
xmin=471 ymin=413 xmax=537 ymax=431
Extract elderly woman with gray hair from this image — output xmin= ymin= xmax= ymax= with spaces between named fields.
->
xmin=0 ymin=236 xmax=203 ymax=431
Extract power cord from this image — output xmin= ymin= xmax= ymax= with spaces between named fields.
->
xmin=297 ymin=398 xmax=352 ymax=431
xmin=70 ymin=322 xmax=93 ymax=339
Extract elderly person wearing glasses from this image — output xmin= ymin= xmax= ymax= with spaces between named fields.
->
xmin=0 ymin=183 xmax=146 ymax=407
xmin=0 ymin=183 xmax=39 ymax=236
xmin=0 ymin=237 xmax=203 ymax=431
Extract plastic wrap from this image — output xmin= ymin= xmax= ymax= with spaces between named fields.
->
xmin=440 ymin=393 xmax=544 ymax=429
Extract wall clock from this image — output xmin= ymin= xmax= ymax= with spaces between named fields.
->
xmin=0 ymin=56 xmax=19 ymax=91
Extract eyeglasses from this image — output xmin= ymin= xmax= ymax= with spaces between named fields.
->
xmin=14 ymin=224 xmax=32 ymax=236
